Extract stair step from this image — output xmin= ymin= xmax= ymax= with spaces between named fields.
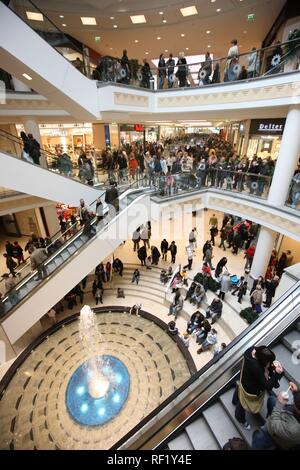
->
xmin=272 ymin=343 xmax=300 ymax=387
xmin=203 ymin=401 xmax=242 ymax=448
xmin=185 ymin=416 xmax=219 ymax=450
xmin=113 ymin=283 xmax=165 ymax=298
xmin=167 ymin=432 xmax=194 ymax=451
xmin=282 ymin=329 xmax=300 ymax=353
xmin=109 ymin=288 xmax=165 ymax=305
xmin=219 ymin=387 xmax=263 ymax=447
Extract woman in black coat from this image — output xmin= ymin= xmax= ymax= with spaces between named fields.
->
xmin=137 ymin=245 xmax=147 ymax=266
xmin=151 ymin=246 xmax=161 ymax=265
xmin=176 ymin=53 xmax=187 ymax=87
xmin=215 ymin=257 xmax=228 ymax=278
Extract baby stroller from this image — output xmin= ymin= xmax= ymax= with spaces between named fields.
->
xmin=230 ymin=274 xmax=239 ymax=288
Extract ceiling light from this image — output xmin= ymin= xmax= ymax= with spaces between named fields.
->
xmin=243 ymin=30 xmax=247 ymax=34
xmin=81 ymin=17 xmax=97 ymax=25
xmin=59 ymin=15 xmax=64 ymax=19
xmin=110 ymin=16 xmax=115 ymax=20
xmin=157 ymin=37 xmax=161 ymax=40
xmin=62 ymin=24 xmax=67 ymax=27
xmin=145 ymin=51 xmax=149 ymax=55
xmin=206 ymin=30 xmax=211 ymax=34
xmin=185 ymin=47 xmax=189 ymax=50
xmin=95 ymin=36 xmax=101 ymax=42
xmin=22 ymin=73 xmax=32 ymax=80
xmin=109 ymin=47 xmax=113 ymax=50
xmin=26 ymin=11 xmax=43 ymax=21
xmin=180 ymin=6 xmax=198 ymax=17
xmin=130 ymin=15 xmax=146 ymax=24
xmin=181 ymin=33 xmax=185 ymax=37
xmin=159 ymin=11 xmax=164 ymax=15
xmin=165 ymin=49 xmax=168 ymax=52
xmin=163 ymin=19 xmax=167 ymax=23
xmin=134 ymin=39 xmax=139 ymax=43
xmin=113 ymin=24 xmax=118 ymax=28
xmin=216 ymin=9 xmax=221 ymax=12
xmin=208 ymin=45 xmax=211 ymax=48
xmin=211 ymin=0 xmax=216 ymax=3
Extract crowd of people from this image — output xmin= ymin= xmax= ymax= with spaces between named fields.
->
xmin=89 ymin=38 xmax=289 ymax=89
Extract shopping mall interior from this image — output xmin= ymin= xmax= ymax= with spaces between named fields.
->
xmin=0 ymin=0 xmax=300 ymax=453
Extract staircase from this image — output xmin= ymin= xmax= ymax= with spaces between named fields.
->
xmin=166 ymin=318 xmax=300 ymax=450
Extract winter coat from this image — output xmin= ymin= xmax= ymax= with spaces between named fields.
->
xmin=220 ymin=274 xmax=231 ymax=293
xmin=266 ymin=402 xmax=300 ymax=450
xmin=161 ymin=240 xmax=169 ymax=253
xmin=30 ymin=248 xmax=47 ymax=270
xmin=251 ymin=289 xmax=263 ymax=305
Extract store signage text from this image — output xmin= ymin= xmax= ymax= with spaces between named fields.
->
xmin=250 ymin=118 xmax=286 ymax=135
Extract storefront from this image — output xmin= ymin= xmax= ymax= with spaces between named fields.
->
xmin=246 ymin=118 xmax=286 ymax=159
xmin=119 ymin=124 xmax=158 ymax=145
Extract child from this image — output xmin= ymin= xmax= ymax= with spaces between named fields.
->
xmin=231 ymin=276 xmax=245 ymax=295
xmin=180 ymin=332 xmax=190 ymax=347
xmin=117 ymin=287 xmax=125 ymax=298
xmin=160 ymin=269 xmax=168 ymax=284
xmin=168 ymin=320 xmax=178 ymax=336
xmin=145 ymin=256 xmax=152 ymax=270
xmin=129 ymin=303 xmax=141 ymax=317
xmin=131 ymin=269 xmax=140 ymax=285
xmin=180 ymin=269 xmax=188 ymax=286
xmin=197 ymin=328 xmax=218 ymax=354
xmin=95 ymin=284 xmax=103 ymax=305
xmin=237 ymin=281 xmax=247 ymax=304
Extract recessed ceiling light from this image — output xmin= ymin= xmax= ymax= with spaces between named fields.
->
xmin=208 ymin=45 xmax=211 ymax=48
xmin=206 ymin=30 xmax=211 ymax=34
xmin=185 ymin=47 xmax=189 ymax=50
xmin=159 ymin=11 xmax=164 ymax=15
xmin=165 ymin=49 xmax=168 ymax=52
xmin=216 ymin=9 xmax=221 ymax=12
xmin=109 ymin=47 xmax=113 ymax=50
xmin=180 ymin=6 xmax=198 ymax=17
xmin=145 ymin=51 xmax=149 ymax=55
xmin=110 ymin=16 xmax=115 ymax=20
xmin=243 ymin=30 xmax=247 ymax=34
xmin=62 ymin=24 xmax=67 ymax=27
xmin=181 ymin=33 xmax=185 ymax=37
xmin=81 ymin=17 xmax=97 ymax=25
xmin=162 ymin=19 xmax=167 ymax=23
xmin=59 ymin=15 xmax=64 ymax=19
xmin=113 ymin=24 xmax=118 ymax=28
xmin=130 ymin=15 xmax=146 ymax=24
xmin=22 ymin=73 xmax=32 ymax=80
xmin=157 ymin=36 xmax=161 ymax=40
xmin=26 ymin=11 xmax=43 ymax=21
xmin=134 ymin=39 xmax=139 ymax=43
xmin=211 ymin=0 xmax=216 ymax=3
xmin=95 ymin=36 xmax=101 ymax=42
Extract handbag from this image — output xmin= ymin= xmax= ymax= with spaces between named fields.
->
xmin=238 ymin=359 xmax=265 ymax=414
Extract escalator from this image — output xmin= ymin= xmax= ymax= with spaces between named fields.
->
xmin=0 ymin=1 xmax=98 ymax=120
xmin=0 ymin=128 xmax=105 ymax=205
xmin=166 ymin=318 xmax=300 ymax=450
xmin=112 ymin=281 xmax=300 ymax=450
xmin=0 ymin=186 xmax=152 ymax=345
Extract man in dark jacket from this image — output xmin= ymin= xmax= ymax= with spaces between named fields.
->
xmin=105 ymin=181 xmax=119 ymax=214
xmin=28 ymin=133 xmax=41 ymax=165
xmin=137 ymin=245 xmax=147 ymax=266
xmin=151 ymin=246 xmax=161 ymax=265
xmin=160 ymin=239 xmax=169 ymax=261
xmin=5 ymin=240 xmax=14 ymax=257
xmin=113 ymin=258 xmax=123 ymax=276
xmin=141 ymin=58 xmax=151 ymax=89
xmin=168 ymin=241 xmax=177 ymax=263
xmin=206 ymin=298 xmax=223 ymax=323
xmin=264 ymin=275 xmax=280 ymax=307
xmin=3 ymin=253 xmax=17 ymax=277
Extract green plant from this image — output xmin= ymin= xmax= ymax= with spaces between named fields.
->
xmin=193 ymin=273 xmax=220 ymax=293
xmin=284 ymin=29 xmax=300 ymax=60
xmin=240 ymin=307 xmax=259 ymax=324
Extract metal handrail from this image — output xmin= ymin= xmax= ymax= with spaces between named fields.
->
xmin=0 ymin=181 xmax=150 ymax=317
xmin=113 ymin=280 xmax=300 ymax=449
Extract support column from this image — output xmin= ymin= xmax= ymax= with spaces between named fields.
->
xmin=267 ymin=105 xmax=300 ymax=206
xmin=22 ymin=117 xmax=47 ymax=168
xmin=250 ymin=227 xmax=277 ymax=284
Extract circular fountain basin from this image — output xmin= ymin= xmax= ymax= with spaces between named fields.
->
xmin=66 ymin=355 xmax=130 ymax=426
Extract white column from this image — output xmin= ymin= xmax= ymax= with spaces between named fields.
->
xmin=250 ymin=227 xmax=277 ymax=283
xmin=268 ymin=105 xmax=300 ymax=206
xmin=22 ymin=117 xmax=47 ymax=168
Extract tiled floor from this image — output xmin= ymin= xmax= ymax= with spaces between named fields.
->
xmin=0 ymin=311 xmax=191 ymax=450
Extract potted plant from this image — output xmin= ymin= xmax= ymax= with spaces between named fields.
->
xmin=240 ymin=307 xmax=259 ymax=324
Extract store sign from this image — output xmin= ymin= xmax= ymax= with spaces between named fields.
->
xmin=250 ymin=119 xmax=286 ymax=135
xmin=134 ymin=124 xmax=144 ymax=132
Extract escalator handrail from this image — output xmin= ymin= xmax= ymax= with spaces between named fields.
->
xmin=0 ymin=183 xmax=149 ymax=319
xmin=111 ymin=280 xmax=300 ymax=449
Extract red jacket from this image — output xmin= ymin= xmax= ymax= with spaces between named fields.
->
xmin=245 ymin=246 xmax=255 ymax=258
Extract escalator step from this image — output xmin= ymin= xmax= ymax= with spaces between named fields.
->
xmin=282 ymin=329 xmax=300 ymax=353
xmin=203 ymin=402 xmax=242 ymax=448
xmin=167 ymin=432 xmax=193 ymax=451
xmin=67 ymin=245 xmax=76 ymax=254
xmin=219 ymin=388 xmax=263 ymax=447
xmin=60 ymin=251 xmax=69 ymax=261
xmin=272 ymin=343 xmax=300 ymax=387
xmin=185 ymin=416 xmax=219 ymax=450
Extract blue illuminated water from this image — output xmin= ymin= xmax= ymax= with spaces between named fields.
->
xmin=66 ymin=355 xmax=130 ymax=426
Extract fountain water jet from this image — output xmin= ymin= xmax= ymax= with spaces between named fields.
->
xmin=79 ymin=305 xmax=110 ymax=398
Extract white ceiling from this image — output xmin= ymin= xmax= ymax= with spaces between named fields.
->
xmin=14 ymin=0 xmax=286 ymax=60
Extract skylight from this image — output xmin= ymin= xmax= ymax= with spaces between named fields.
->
xmin=81 ymin=17 xmax=97 ymax=25
xmin=26 ymin=11 xmax=43 ymax=21
xmin=130 ymin=15 xmax=146 ymax=24
xmin=180 ymin=6 xmax=198 ymax=17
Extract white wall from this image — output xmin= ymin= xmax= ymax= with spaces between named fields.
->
xmin=2 ymin=194 xmax=151 ymax=344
